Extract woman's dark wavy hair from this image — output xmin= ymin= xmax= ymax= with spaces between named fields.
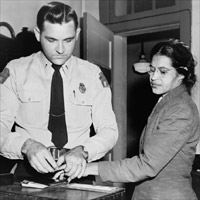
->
xmin=150 ymin=38 xmax=197 ymax=95
xmin=37 ymin=1 xmax=78 ymax=31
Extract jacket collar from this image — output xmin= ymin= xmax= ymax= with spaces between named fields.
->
xmin=154 ymin=85 xmax=188 ymax=114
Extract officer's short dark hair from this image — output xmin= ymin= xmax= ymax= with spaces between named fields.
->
xmin=37 ymin=1 xmax=78 ymax=31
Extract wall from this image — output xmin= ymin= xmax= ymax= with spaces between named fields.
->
xmin=0 ymin=0 xmax=99 ymax=41
xmin=0 ymin=0 xmax=99 ymax=58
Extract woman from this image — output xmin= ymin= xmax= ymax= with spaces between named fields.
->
xmin=82 ymin=39 xmax=200 ymax=200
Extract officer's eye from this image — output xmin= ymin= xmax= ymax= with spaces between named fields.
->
xmin=47 ymin=38 xmax=56 ymax=43
xmin=65 ymin=38 xmax=74 ymax=43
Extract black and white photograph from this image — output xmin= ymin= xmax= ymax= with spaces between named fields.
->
xmin=0 ymin=1 xmax=200 ymax=199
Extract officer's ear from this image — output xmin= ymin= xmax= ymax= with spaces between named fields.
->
xmin=75 ymin=28 xmax=81 ymax=41
xmin=34 ymin=27 xmax=41 ymax=42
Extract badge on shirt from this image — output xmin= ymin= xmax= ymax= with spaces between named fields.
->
xmin=79 ymin=83 xmax=86 ymax=93
xmin=99 ymin=72 xmax=109 ymax=87
xmin=0 ymin=68 xmax=10 ymax=84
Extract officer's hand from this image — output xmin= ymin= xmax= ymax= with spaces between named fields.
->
xmin=21 ymin=139 xmax=57 ymax=173
xmin=56 ymin=146 xmax=88 ymax=181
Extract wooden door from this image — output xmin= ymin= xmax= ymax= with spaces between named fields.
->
xmin=82 ymin=12 xmax=113 ymax=85
xmin=82 ymin=13 xmax=127 ymax=166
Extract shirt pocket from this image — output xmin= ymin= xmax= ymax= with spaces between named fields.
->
xmin=18 ymin=90 xmax=47 ymax=126
xmin=67 ymin=89 xmax=93 ymax=129
xmin=18 ymin=90 xmax=45 ymax=103
xmin=69 ymin=89 xmax=93 ymax=106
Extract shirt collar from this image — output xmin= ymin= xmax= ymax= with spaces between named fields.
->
xmin=37 ymin=51 xmax=51 ymax=68
xmin=62 ymin=56 xmax=73 ymax=74
xmin=37 ymin=51 xmax=74 ymax=73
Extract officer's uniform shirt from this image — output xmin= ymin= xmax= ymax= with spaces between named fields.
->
xmin=0 ymin=51 xmax=118 ymax=162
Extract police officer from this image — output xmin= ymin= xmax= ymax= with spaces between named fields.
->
xmin=0 ymin=1 xmax=118 ymax=181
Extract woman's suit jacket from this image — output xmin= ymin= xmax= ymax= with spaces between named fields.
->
xmin=98 ymin=85 xmax=200 ymax=200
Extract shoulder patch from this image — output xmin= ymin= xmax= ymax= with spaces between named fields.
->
xmin=99 ymin=72 xmax=109 ymax=88
xmin=0 ymin=68 xmax=10 ymax=84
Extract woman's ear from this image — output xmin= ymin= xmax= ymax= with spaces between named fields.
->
xmin=178 ymin=73 xmax=185 ymax=83
xmin=34 ymin=27 xmax=41 ymax=42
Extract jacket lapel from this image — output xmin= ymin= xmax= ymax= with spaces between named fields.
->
xmin=140 ymin=85 xmax=187 ymax=151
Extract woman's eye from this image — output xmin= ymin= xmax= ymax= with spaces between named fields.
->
xmin=160 ymin=70 xmax=167 ymax=74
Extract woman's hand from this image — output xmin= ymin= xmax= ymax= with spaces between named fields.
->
xmin=82 ymin=162 xmax=99 ymax=177
xmin=54 ymin=146 xmax=87 ymax=181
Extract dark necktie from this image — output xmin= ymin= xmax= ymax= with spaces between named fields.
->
xmin=48 ymin=64 xmax=68 ymax=149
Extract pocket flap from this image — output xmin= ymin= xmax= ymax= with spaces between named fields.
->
xmin=18 ymin=90 xmax=45 ymax=102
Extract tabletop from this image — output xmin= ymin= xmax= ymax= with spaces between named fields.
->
xmin=0 ymin=181 xmax=125 ymax=200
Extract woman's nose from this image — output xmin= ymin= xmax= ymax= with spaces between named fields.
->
xmin=151 ymin=70 xmax=160 ymax=80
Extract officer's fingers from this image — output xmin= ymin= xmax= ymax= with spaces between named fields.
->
xmin=64 ymin=161 xmax=73 ymax=173
xmin=64 ymin=161 xmax=76 ymax=177
xmin=40 ymin=154 xmax=57 ymax=172
xmin=70 ymin=163 xmax=83 ymax=180
xmin=61 ymin=154 xmax=75 ymax=168
xmin=67 ymin=158 xmax=85 ymax=179
xmin=66 ymin=155 xmax=85 ymax=177
xmin=56 ymin=155 xmax=65 ymax=167
xmin=29 ymin=156 xmax=49 ymax=173
xmin=27 ymin=146 xmax=57 ymax=172
xmin=63 ymin=154 xmax=77 ymax=172
xmin=52 ymin=170 xmax=64 ymax=180
xmin=78 ymin=160 xmax=87 ymax=178
xmin=70 ymin=157 xmax=86 ymax=179
xmin=56 ymin=164 xmax=66 ymax=171
xmin=59 ymin=172 xmax=65 ymax=181
xmin=34 ymin=152 xmax=56 ymax=173
xmin=29 ymin=160 xmax=41 ymax=173
xmin=45 ymin=151 xmax=58 ymax=169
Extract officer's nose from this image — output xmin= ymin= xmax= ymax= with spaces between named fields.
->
xmin=56 ymin=42 xmax=64 ymax=54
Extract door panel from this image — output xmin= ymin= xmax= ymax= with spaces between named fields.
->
xmin=83 ymin=12 xmax=113 ymax=70
xmin=82 ymin=12 xmax=127 ymax=164
xmin=82 ymin=12 xmax=127 ymax=188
